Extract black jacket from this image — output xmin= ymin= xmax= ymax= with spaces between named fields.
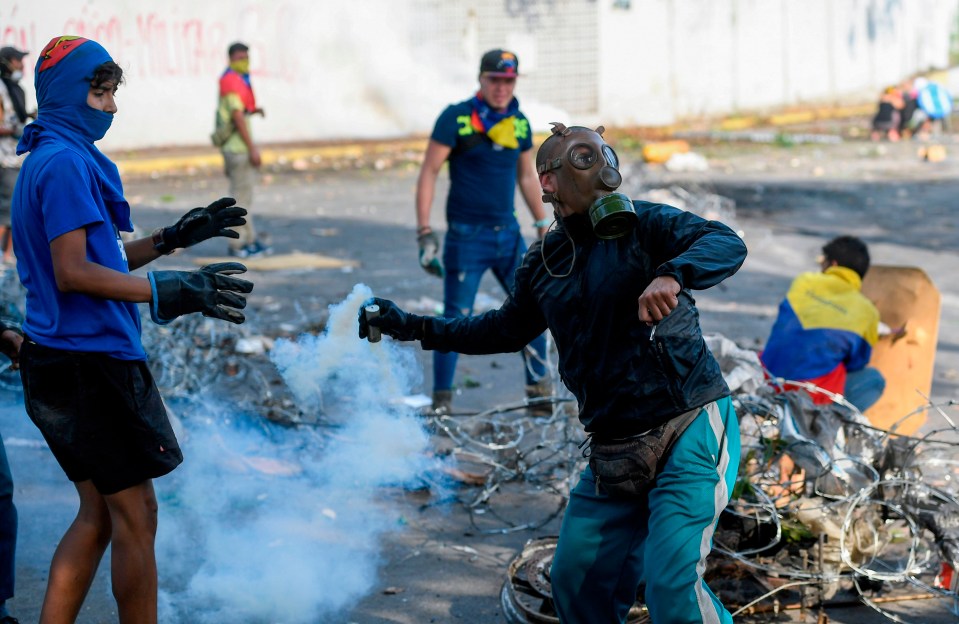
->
xmin=421 ymin=200 xmax=748 ymax=436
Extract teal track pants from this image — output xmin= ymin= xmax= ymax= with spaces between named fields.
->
xmin=551 ymin=397 xmax=740 ymax=624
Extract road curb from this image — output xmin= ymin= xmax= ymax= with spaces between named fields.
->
xmin=111 ymin=103 xmax=874 ymax=178
xmin=112 ymin=139 xmax=429 ymax=179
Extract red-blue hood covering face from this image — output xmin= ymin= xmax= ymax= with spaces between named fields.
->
xmin=18 ymin=36 xmax=127 ymax=214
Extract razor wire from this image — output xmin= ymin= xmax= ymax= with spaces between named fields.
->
xmin=715 ymin=380 xmax=959 ymax=622
xmin=421 ymin=333 xmax=586 ymax=534
xmin=140 ymin=311 xmax=306 ymax=426
xmin=5 ymin=254 xmax=957 ymax=621
xmin=138 ymin=308 xmax=582 ymax=537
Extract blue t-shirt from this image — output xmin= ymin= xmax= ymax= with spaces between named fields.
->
xmin=430 ymin=99 xmax=533 ymax=226
xmin=12 ymin=140 xmax=145 ymax=360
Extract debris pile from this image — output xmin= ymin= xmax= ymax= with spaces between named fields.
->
xmin=499 ymin=335 xmax=959 ymax=623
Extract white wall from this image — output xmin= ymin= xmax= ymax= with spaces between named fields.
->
xmin=3 ymin=0 xmax=957 ymax=150
xmin=3 ymin=0 xmax=466 ymax=149
xmin=600 ymin=0 xmax=959 ymax=126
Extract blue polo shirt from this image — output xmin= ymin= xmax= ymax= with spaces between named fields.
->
xmin=431 ymin=99 xmax=533 ymax=226
xmin=12 ymin=139 xmax=145 ymax=360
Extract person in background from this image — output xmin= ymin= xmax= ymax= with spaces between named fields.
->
xmin=414 ymin=49 xmax=551 ymax=414
xmin=13 ymin=36 xmax=252 ymax=623
xmin=761 ymin=235 xmax=884 ymax=411
xmin=214 ymin=41 xmax=269 ymax=258
xmin=898 ymin=77 xmax=919 ymax=138
xmin=870 ymin=85 xmax=904 ymax=142
xmin=363 ymin=123 xmax=747 ymax=623
xmin=0 ymin=320 xmax=22 ymax=624
xmin=908 ymin=77 xmax=953 ymax=139
xmin=0 ymin=46 xmax=34 ymax=265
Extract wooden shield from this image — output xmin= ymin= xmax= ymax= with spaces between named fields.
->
xmin=861 ymin=265 xmax=941 ymax=435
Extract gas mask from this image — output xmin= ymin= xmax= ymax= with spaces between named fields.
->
xmin=536 ymin=123 xmax=637 ymax=239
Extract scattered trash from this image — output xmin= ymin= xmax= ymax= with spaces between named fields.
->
xmin=487 ymin=331 xmax=959 ymax=623
xmin=501 ymin=536 xmax=647 ymax=624
xmin=241 ymin=455 xmax=302 ymax=476
xmin=444 ymin=466 xmax=489 ymax=487
xmin=192 ymin=252 xmax=359 ymax=272
xmin=393 ymin=394 xmax=432 ymax=409
xmin=663 ymin=151 xmax=709 ymax=172
xmin=642 ymin=139 xmax=690 ymax=164
xmin=640 ymin=185 xmax=737 ymax=224
xmin=403 ymin=295 xmax=444 ymax=315
xmin=674 ymin=130 xmax=842 ymax=145
xmin=919 ymin=144 xmax=947 ymax=162
xmin=235 ymin=336 xmax=273 ymax=355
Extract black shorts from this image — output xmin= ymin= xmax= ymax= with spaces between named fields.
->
xmin=20 ymin=338 xmax=183 ymax=495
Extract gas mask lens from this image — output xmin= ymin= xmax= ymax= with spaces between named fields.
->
xmin=568 ymin=144 xmax=598 ymax=170
xmin=602 ymin=145 xmax=619 ymax=169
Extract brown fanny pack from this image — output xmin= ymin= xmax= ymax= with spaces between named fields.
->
xmin=582 ymin=407 xmax=702 ymax=499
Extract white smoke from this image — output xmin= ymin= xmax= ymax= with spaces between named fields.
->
xmin=156 ymin=284 xmax=440 ymax=623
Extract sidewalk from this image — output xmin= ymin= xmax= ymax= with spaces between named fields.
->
xmin=109 ymin=100 xmax=881 ymax=180
xmin=110 ymin=137 xmax=431 ymax=179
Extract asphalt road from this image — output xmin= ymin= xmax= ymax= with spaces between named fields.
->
xmin=2 ymin=137 xmax=959 ymax=623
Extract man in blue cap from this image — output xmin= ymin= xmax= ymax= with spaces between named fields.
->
xmin=414 ymin=49 xmax=552 ymax=414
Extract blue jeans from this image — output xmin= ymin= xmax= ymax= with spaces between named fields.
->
xmin=552 ymin=398 xmax=739 ymax=624
xmin=845 ymin=366 xmax=885 ymax=412
xmin=435 ymin=222 xmax=547 ymax=391
xmin=0 ymin=434 xmax=15 ymax=603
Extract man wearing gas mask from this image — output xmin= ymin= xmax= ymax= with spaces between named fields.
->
xmin=361 ymin=123 xmax=746 ymax=623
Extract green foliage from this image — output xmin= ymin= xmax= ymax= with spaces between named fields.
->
xmin=616 ymin=135 xmax=643 ymax=151
xmin=781 ymin=517 xmax=815 ymax=543
xmin=774 ymin=132 xmax=795 ymax=148
xmin=730 ymin=475 xmax=754 ymax=501
xmin=950 ymin=11 xmax=959 ymax=66
xmin=761 ymin=437 xmax=788 ymax=464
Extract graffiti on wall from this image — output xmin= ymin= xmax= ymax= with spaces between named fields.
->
xmin=504 ymin=0 xmax=559 ymax=31
xmin=0 ymin=5 xmax=37 ymax=70
xmin=0 ymin=2 xmax=298 ymax=82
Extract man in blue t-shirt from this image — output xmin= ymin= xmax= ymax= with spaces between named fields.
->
xmin=415 ymin=49 xmax=551 ymax=414
xmin=12 ymin=36 xmax=252 ymax=623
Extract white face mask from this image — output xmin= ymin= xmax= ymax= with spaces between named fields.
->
xmin=9 ymin=70 xmax=22 ymax=82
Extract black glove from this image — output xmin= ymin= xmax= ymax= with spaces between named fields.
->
xmin=417 ymin=231 xmax=444 ymax=278
xmin=149 ymin=262 xmax=254 ymax=324
xmin=357 ymin=297 xmax=427 ymax=342
xmin=153 ymin=197 xmax=248 ymax=254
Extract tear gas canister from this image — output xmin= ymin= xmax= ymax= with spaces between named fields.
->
xmin=365 ymin=304 xmax=381 ymax=343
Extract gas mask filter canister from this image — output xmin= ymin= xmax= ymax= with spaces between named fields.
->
xmin=589 ymin=192 xmax=637 ymax=239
